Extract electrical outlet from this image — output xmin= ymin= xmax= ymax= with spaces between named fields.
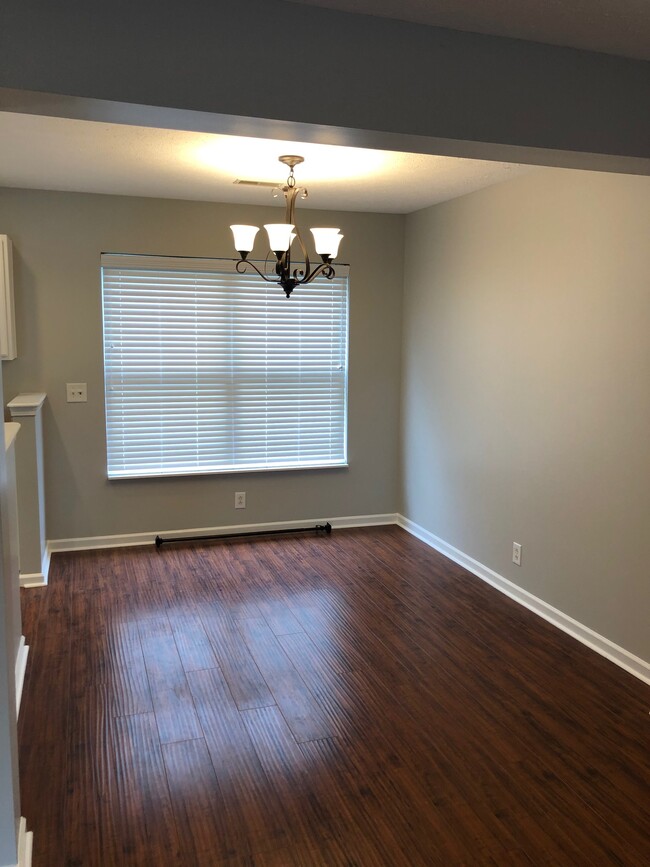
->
xmin=66 ymin=382 xmax=87 ymax=403
xmin=512 ymin=542 xmax=522 ymax=566
xmin=235 ymin=491 xmax=246 ymax=509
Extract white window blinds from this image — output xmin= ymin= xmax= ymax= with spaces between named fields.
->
xmin=101 ymin=255 xmax=349 ymax=479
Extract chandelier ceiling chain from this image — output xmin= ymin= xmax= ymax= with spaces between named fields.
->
xmin=230 ymin=156 xmax=344 ymax=298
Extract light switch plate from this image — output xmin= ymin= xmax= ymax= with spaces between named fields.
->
xmin=66 ymin=382 xmax=87 ymax=403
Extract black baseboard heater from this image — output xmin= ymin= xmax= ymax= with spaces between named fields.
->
xmin=154 ymin=521 xmax=332 ymax=549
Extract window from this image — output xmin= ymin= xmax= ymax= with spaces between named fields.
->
xmin=101 ymin=255 xmax=348 ymax=479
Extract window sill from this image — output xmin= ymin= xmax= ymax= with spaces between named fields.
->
xmin=108 ymin=461 xmax=349 ymax=481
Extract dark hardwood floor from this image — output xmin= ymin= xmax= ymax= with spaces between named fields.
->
xmin=18 ymin=526 xmax=650 ymax=866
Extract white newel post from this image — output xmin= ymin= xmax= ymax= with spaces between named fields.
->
xmin=7 ymin=394 xmax=48 ymax=588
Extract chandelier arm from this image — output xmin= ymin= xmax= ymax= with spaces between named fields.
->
xmin=295 ymin=232 xmax=311 ymax=278
xmin=235 ymin=258 xmax=277 ymax=283
xmin=283 ymin=185 xmax=312 ymax=280
xmin=295 ymin=262 xmax=336 ymax=286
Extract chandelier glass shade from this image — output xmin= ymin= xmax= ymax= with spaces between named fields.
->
xmin=230 ymin=156 xmax=343 ymax=297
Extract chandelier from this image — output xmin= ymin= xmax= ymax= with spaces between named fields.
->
xmin=230 ymin=155 xmax=343 ymax=298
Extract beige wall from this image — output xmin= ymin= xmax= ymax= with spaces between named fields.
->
xmin=0 ymin=188 xmax=403 ymax=539
xmin=401 ymin=168 xmax=650 ymax=661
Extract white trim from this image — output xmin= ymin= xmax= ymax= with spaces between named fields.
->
xmin=48 ymin=514 xmax=399 ymax=553
xmin=19 ymin=545 xmax=50 ymax=588
xmin=0 ymin=235 xmax=17 ymax=360
xmin=15 ymin=636 xmax=29 ymax=714
xmin=42 ymin=543 xmax=50 ymax=581
xmin=19 ymin=573 xmax=46 ymax=588
xmin=17 ymin=817 xmax=33 ymax=867
xmin=397 ymin=515 xmax=650 ymax=686
xmin=108 ymin=461 xmax=350 ymax=481
xmin=332 ymin=513 xmax=398 ymax=529
xmin=4 ymin=421 xmax=20 ymax=450
xmin=6 ymin=392 xmax=47 ymax=416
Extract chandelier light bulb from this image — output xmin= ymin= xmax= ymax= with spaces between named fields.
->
xmin=311 ymin=228 xmax=343 ymax=259
xmin=264 ymin=223 xmax=295 ymax=254
xmin=230 ymin=225 xmax=259 ymax=257
xmin=330 ymin=233 xmax=344 ymax=259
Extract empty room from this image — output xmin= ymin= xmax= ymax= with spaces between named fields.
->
xmin=0 ymin=1 xmax=648 ymax=865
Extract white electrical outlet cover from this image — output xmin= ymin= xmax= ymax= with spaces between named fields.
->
xmin=66 ymin=382 xmax=88 ymax=403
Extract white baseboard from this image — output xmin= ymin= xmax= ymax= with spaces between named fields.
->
xmin=397 ymin=515 xmax=650 ymax=686
xmin=17 ymin=817 xmax=33 ymax=867
xmin=15 ymin=636 xmax=29 ymax=715
xmin=20 ymin=572 xmax=46 ymax=588
xmin=332 ymin=513 xmax=398 ymax=529
xmin=19 ymin=545 xmax=51 ymax=588
xmin=48 ymin=513 xmax=399 ymax=554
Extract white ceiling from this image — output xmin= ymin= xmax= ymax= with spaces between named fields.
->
xmin=287 ymin=0 xmax=650 ymax=61
xmin=0 ymin=112 xmax=534 ymax=214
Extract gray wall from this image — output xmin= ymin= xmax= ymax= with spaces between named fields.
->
xmin=1 ymin=0 xmax=649 ymax=169
xmin=401 ymin=168 xmax=650 ymax=661
xmin=0 ymin=188 xmax=403 ymax=540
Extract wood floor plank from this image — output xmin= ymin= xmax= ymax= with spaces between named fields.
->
xmin=240 ymin=704 xmax=340 ymax=851
xmin=162 ymin=737 xmax=242 ymax=863
xmin=63 ymin=685 xmax=121 ymax=867
xmin=238 ymin=616 xmax=332 ymax=743
xmin=19 ymin=739 xmax=68 ymax=864
xmin=199 ymin=603 xmax=275 ymax=710
xmin=252 ymin=596 xmax=305 ymax=637
xmin=167 ymin=608 xmax=219 ymax=672
xmin=126 ymin=546 xmax=180 ymax=615
xmin=138 ymin=616 xmax=203 ymax=743
xmin=102 ymin=615 xmax=153 ymax=717
xmin=296 ymin=655 xmax=534 ymax=860
xmin=197 ymin=544 xmax=263 ymax=619
xmin=18 ymin=585 xmax=44 ymax=658
xmin=18 ymin=640 xmax=70 ymax=748
xmin=187 ymin=667 xmax=288 ymax=853
xmin=112 ymin=712 xmax=184 ymax=866
xmin=277 ymin=630 xmax=358 ymax=739
xmin=244 ymin=552 xmax=307 ymax=636
xmin=299 ymin=736 xmax=437 ymax=867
